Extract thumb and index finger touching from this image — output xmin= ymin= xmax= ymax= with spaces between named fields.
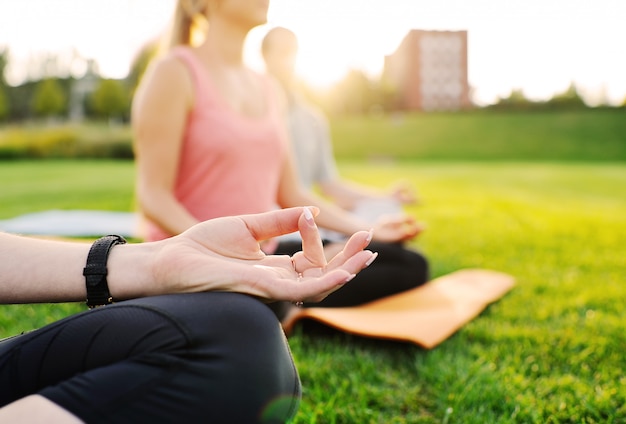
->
xmin=241 ymin=205 xmax=376 ymax=271
xmin=240 ymin=207 xmax=326 ymax=269
xmin=240 ymin=207 xmax=312 ymax=240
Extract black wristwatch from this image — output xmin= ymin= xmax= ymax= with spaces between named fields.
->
xmin=83 ymin=235 xmax=127 ymax=308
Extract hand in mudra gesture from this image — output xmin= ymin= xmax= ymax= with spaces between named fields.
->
xmin=152 ymin=207 xmax=377 ymax=304
xmin=372 ymin=213 xmax=425 ymax=243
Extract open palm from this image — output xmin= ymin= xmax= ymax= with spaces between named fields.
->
xmin=153 ymin=207 xmax=376 ymax=303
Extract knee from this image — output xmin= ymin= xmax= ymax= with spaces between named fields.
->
xmin=409 ymin=249 xmax=430 ymax=280
xmin=129 ymin=293 xmax=301 ymax=422
xmin=179 ymin=293 xmax=302 ymax=422
xmin=189 ymin=293 xmax=289 ymax=346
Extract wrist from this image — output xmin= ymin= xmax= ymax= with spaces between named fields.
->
xmin=83 ymin=235 xmax=127 ymax=308
xmin=106 ymin=241 xmax=159 ymax=301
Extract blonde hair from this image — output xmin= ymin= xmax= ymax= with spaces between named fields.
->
xmin=166 ymin=0 xmax=210 ymax=49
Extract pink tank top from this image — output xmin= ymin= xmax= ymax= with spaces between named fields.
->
xmin=145 ymin=47 xmax=288 ymax=241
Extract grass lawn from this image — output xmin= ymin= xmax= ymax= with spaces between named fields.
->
xmin=0 ymin=159 xmax=136 ymax=219
xmin=330 ymin=109 xmax=626 ymax=162
xmin=1 ymin=159 xmax=624 ymax=422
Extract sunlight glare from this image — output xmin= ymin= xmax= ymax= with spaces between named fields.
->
xmin=1 ymin=0 xmax=625 ymax=104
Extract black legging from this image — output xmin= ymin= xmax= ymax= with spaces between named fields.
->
xmin=271 ymin=240 xmax=429 ymax=318
xmin=0 ymin=292 xmax=300 ymax=423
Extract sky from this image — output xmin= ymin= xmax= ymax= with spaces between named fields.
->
xmin=0 ymin=0 xmax=625 ymax=105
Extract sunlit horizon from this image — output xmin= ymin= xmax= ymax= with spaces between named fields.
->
xmin=1 ymin=0 xmax=625 ymax=106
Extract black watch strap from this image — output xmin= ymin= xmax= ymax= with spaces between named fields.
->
xmin=83 ymin=235 xmax=127 ymax=308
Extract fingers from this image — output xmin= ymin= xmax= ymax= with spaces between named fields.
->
xmin=391 ymin=180 xmax=418 ymax=203
xmin=239 ymin=207 xmax=319 ymax=241
xmin=272 ymin=270 xmax=357 ymax=303
xmin=296 ymin=207 xmax=326 ymax=268
xmin=326 ymin=229 xmax=373 ymax=270
xmin=396 ymin=215 xmax=425 ymax=239
xmin=374 ymin=214 xmax=424 ymax=242
xmin=239 ymin=230 xmax=377 ymax=303
xmin=280 ymin=249 xmax=376 ymax=303
xmin=335 ymin=249 xmax=377 ymax=278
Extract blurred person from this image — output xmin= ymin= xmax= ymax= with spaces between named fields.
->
xmin=261 ymin=26 xmax=419 ymax=230
xmin=0 ymin=207 xmax=376 ymax=423
xmin=132 ymin=0 xmax=429 ymax=320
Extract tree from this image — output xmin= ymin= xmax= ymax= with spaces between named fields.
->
xmin=331 ymin=69 xmax=376 ymax=115
xmin=490 ymin=88 xmax=536 ymax=111
xmin=0 ymin=47 xmax=9 ymax=119
xmin=375 ymin=78 xmax=400 ymax=113
xmin=0 ymin=85 xmax=9 ymax=120
xmin=127 ymin=40 xmax=159 ymax=96
xmin=546 ymin=82 xmax=587 ymax=110
xmin=90 ymin=78 xmax=129 ymax=121
xmin=0 ymin=47 xmax=8 ymax=87
xmin=31 ymin=78 xmax=67 ymax=119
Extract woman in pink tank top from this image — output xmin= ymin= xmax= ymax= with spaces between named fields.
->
xmin=138 ymin=44 xmax=287 ymax=241
xmin=133 ymin=0 xmax=429 ymax=315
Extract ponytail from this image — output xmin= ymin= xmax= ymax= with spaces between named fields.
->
xmin=166 ymin=0 xmax=209 ymax=49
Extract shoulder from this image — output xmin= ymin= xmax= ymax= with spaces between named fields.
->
xmin=145 ymin=50 xmax=192 ymax=87
xmin=132 ymin=50 xmax=196 ymax=123
xmin=134 ymin=50 xmax=194 ymax=106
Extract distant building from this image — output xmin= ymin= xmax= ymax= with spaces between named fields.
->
xmin=384 ymin=30 xmax=471 ymax=111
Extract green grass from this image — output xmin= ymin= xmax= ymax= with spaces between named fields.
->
xmin=1 ymin=158 xmax=624 ymax=422
xmin=0 ymin=159 xmax=136 ymax=219
xmin=330 ymin=109 xmax=626 ymax=161
xmin=315 ymin=161 xmax=626 ymax=423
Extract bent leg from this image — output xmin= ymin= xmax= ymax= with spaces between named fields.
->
xmin=318 ymin=241 xmax=429 ymax=307
xmin=0 ymin=292 xmax=300 ymax=423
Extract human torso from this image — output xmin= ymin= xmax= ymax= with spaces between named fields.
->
xmin=146 ymin=46 xmax=288 ymax=241
xmin=287 ymin=95 xmax=337 ymax=188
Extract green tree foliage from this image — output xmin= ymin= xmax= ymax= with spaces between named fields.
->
xmin=324 ymin=69 xmax=399 ymax=116
xmin=331 ymin=69 xmax=376 ymax=115
xmin=489 ymin=83 xmax=591 ymax=112
xmin=0 ymin=48 xmax=8 ymax=87
xmin=375 ymin=78 xmax=400 ymax=112
xmin=0 ymin=47 xmax=9 ymax=119
xmin=492 ymin=88 xmax=536 ymax=111
xmin=126 ymin=40 xmax=159 ymax=96
xmin=0 ymin=85 xmax=9 ymax=120
xmin=31 ymin=78 xmax=67 ymax=118
xmin=545 ymin=82 xmax=587 ymax=109
xmin=90 ymin=78 xmax=130 ymax=121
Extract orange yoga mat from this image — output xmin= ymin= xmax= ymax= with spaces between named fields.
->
xmin=282 ymin=269 xmax=515 ymax=349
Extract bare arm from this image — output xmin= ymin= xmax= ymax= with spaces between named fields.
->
xmin=277 ymin=150 xmax=369 ymax=234
xmin=319 ymin=178 xmax=391 ymax=211
xmin=0 ymin=231 xmax=155 ymax=304
xmin=132 ymin=55 xmax=199 ymax=237
xmin=0 ymin=208 xmax=376 ymax=305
